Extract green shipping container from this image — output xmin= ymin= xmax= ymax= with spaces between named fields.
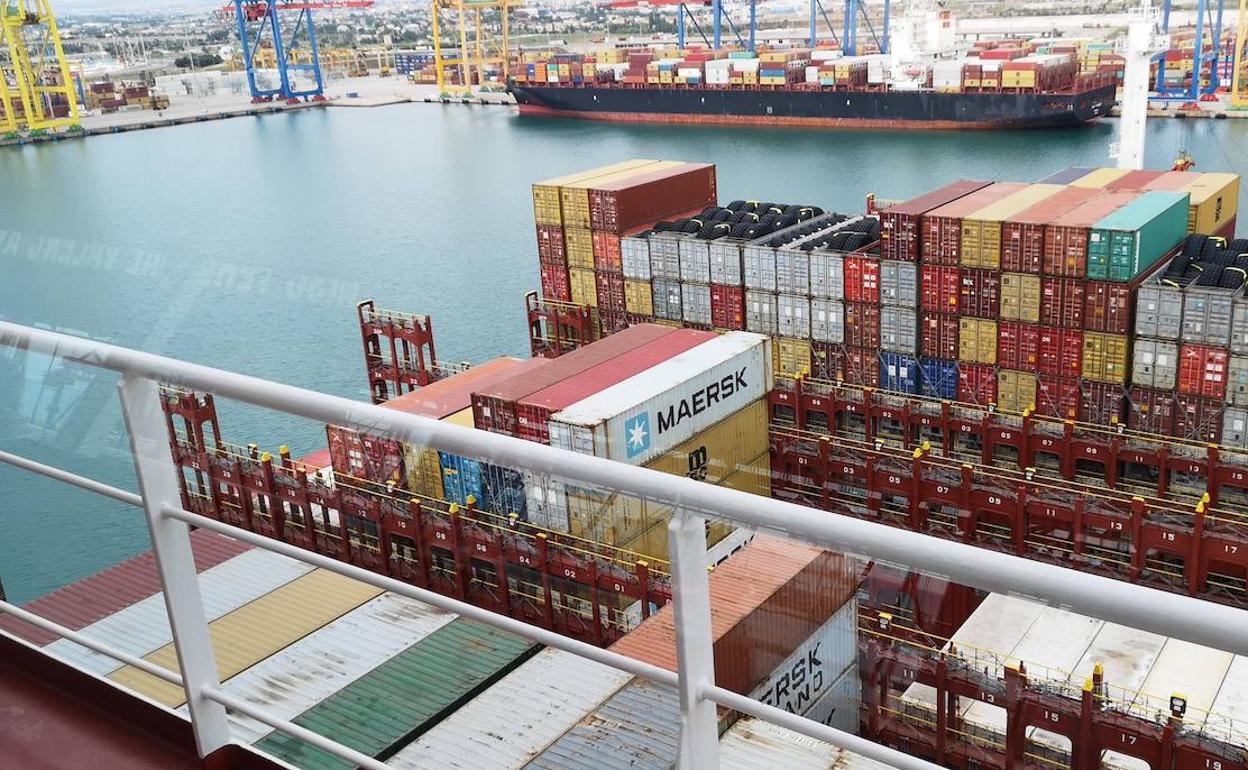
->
xmin=255 ymin=618 xmax=540 ymax=770
xmin=1087 ymin=191 xmax=1190 ymax=282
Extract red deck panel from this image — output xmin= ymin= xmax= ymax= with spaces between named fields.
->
xmin=0 ymin=530 xmax=249 ymax=646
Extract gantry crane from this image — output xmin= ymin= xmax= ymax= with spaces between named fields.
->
xmin=0 ymin=0 xmax=78 ymax=134
xmin=1231 ymin=0 xmax=1248 ymax=107
xmin=431 ymin=0 xmax=514 ymax=95
xmin=220 ymin=0 xmax=373 ymax=102
xmin=1152 ymin=0 xmax=1226 ymax=101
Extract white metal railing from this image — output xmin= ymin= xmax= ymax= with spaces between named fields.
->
xmin=2 ymin=321 xmax=1248 ymax=770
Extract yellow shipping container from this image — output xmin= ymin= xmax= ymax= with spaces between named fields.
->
xmin=1071 ymin=167 xmax=1131 ymax=189
xmin=1184 ymin=172 xmax=1240 ymax=235
xmin=997 ymin=369 xmax=1038 ymax=414
xmin=565 ymin=227 xmax=595 ymax=268
xmin=961 ymin=184 xmax=1064 ymax=268
xmin=568 ymin=399 xmax=771 ymax=561
xmin=1082 ymin=331 xmax=1130 ymax=384
xmin=569 ymin=267 xmax=598 ymax=307
xmin=774 ymin=337 xmax=812 ymax=379
xmin=624 ymin=279 xmax=654 ymax=316
xmin=999 ymin=273 xmax=1042 ymax=323
xmin=561 ymin=160 xmax=684 ymax=230
xmin=959 ymin=318 xmax=998 ymax=365
xmin=402 ymin=407 xmax=474 ymax=499
xmin=532 ymin=159 xmax=658 ymax=227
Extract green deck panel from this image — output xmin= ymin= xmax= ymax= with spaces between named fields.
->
xmin=255 ymin=617 xmax=541 ymax=770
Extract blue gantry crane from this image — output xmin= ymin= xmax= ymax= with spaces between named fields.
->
xmin=1152 ymin=0 xmax=1226 ymax=101
xmin=669 ymin=0 xmax=889 ymax=55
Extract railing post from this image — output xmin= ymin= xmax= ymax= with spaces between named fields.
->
xmin=668 ymin=510 xmax=720 ymax=770
xmin=118 ymin=374 xmax=231 ymax=758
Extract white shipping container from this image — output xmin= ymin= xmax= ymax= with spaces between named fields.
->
xmin=1224 ymin=407 xmax=1248 ymax=449
xmin=649 ymin=233 xmax=684 ymax=280
xmin=804 ymin=664 xmax=861 ymax=735
xmin=683 ymin=282 xmax=713 ymax=327
xmin=805 ymin=65 xmax=820 ymax=83
xmin=743 ymin=245 xmax=778 ymax=291
xmin=879 ymin=259 xmax=918 ymax=307
xmin=732 ymin=58 xmax=761 ymax=72
xmin=1131 ymin=338 xmax=1179 ymax=390
xmin=679 ymin=237 xmax=712 ymax=283
xmin=707 ymin=68 xmax=731 ymax=84
xmin=523 ymin=468 xmax=570 ymax=531
xmin=710 ymin=240 xmax=744 ymax=285
xmin=621 ymin=236 xmax=652 ymax=280
xmin=778 ymin=293 xmax=811 ymax=339
xmin=719 ymin=718 xmax=889 ymax=770
xmin=811 ymin=298 xmax=845 ymax=344
xmin=1182 ymin=288 xmax=1236 ymax=346
xmin=652 ymin=278 xmax=682 ymax=321
xmin=1230 ymin=356 xmax=1248 ymax=406
xmin=749 ymin=599 xmax=857 ymax=718
xmin=547 ymin=332 xmax=772 ymax=465
xmin=809 ymin=251 xmax=844 ymax=300
xmin=1230 ymin=298 xmax=1248 ymax=355
xmin=776 ymin=249 xmax=811 ymax=295
xmin=746 ymin=289 xmax=778 ymax=336
xmin=880 ymin=306 xmax=918 ymax=355
xmin=1135 ymin=284 xmax=1183 ymax=340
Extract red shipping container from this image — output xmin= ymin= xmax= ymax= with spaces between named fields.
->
xmin=1126 ymin=387 xmax=1176 ymax=436
xmin=540 ymin=263 xmax=571 ymax=302
xmin=1174 ymin=394 xmax=1224 ymax=443
xmin=1038 ymin=327 xmax=1082 ymax=378
xmin=592 ymin=231 xmax=623 ymax=272
xmin=1082 ymin=280 xmax=1131 ymax=334
xmin=844 ymin=302 xmax=881 ymax=348
xmin=588 ymin=162 xmax=717 ymax=233
xmin=959 ymin=269 xmax=1000 ymax=319
xmin=842 ymin=346 xmax=880 ymax=387
xmin=958 ymin=364 xmax=998 ymax=406
xmin=844 ymin=256 xmax=881 ymax=304
xmin=598 ymin=311 xmax=630 ymax=334
xmin=1043 ymin=191 xmax=1138 ymax=277
xmin=921 ymin=183 xmax=1026 ymax=265
xmin=880 ymin=180 xmax=992 ymax=262
xmin=920 ymin=312 xmax=959 ymax=360
xmin=1036 ymin=375 xmax=1081 ymax=421
xmin=1178 ymin=344 xmax=1229 ymax=400
xmin=594 ymin=270 xmax=627 ymax=315
xmin=810 ymin=341 xmax=841 ymax=381
xmin=1040 ymin=277 xmax=1085 ymax=329
xmin=1001 ymin=187 xmax=1098 ymax=273
xmin=1079 ymin=381 xmax=1127 ymax=426
xmin=710 ymin=283 xmax=745 ymax=330
xmin=997 ymin=322 xmax=1040 ymax=370
xmin=514 ymin=328 xmax=714 ymax=443
xmin=1105 ymin=169 xmax=1165 ymax=191
xmin=921 ymin=265 xmax=960 ymax=313
xmin=536 ymin=224 xmax=566 ymax=264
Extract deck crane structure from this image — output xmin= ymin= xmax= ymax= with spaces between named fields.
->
xmin=431 ymin=0 xmax=514 ymax=95
xmin=221 ymin=0 xmax=373 ymax=102
xmin=1152 ymin=0 xmax=1226 ymax=101
xmin=0 ymin=0 xmax=78 ymax=134
xmin=1115 ymin=0 xmax=1170 ymax=170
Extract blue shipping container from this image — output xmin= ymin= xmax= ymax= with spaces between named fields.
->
xmin=438 ymin=454 xmax=528 ymax=520
xmin=439 ymin=452 xmax=484 ymax=508
xmin=880 ymin=352 xmax=919 ymax=394
xmin=920 ymin=358 xmax=959 ymax=399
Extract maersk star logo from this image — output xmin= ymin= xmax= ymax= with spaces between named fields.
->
xmin=625 ymin=412 xmax=651 ymax=459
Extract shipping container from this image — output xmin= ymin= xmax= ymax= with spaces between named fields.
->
xmin=1135 ymin=281 xmax=1184 ymax=340
xmin=548 ymin=332 xmax=772 ymax=465
xmin=532 ymin=159 xmax=659 ymax=226
xmin=959 ymin=183 xmax=1063 ymax=269
xmin=256 ymin=618 xmax=539 ymax=770
xmin=1223 ymin=407 xmax=1248 ymax=448
xmin=1131 ymin=338 xmax=1179 ymax=390
xmin=1037 ymin=327 xmax=1082 ymax=378
xmin=1181 ymin=172 xmax=1239 ymax=235
xmin=1230 ymin=355 xmax=1248 ymax=407
xmin=880 ymin=352 xmax=920 ymax=393
xmin=776 ymin=249 xmax=811 ymax=295
xmin=1000 ymin=273 xmax=1041 ymax=323
xmin=1000 ymin=186 xmax=1099 ymax=273
xmin=588 ymin=161 xmax=718 ymax=233
xmin=744 ymin=243 xmax=780 ymax=292
xmin=682 ymin=282 xmax=713 ymax=327
xmin=536 ymin=224 xmax=566 ymax=264
xmin=922 ymin=182 xmax=1027 ymax=265
xmin=1174 ymin=393 xmax=1224 ymax=443
xmin=778 ymin=294 xmax=811 ymax=339
xmin=775 ymin=337 xmax=813 ymax=379
xmin=563 ymin=162 xmax=682 ymax=230
xmin=959 ymin=318 xmax=998 ymax=364
xmin=1080 ymin=381 xmax=1127 ymax=425
xmin=1104 ymin=169 xmax=1167 ymax=191
xmin=843 ymin=255 xmax=880 ymax=303
xmin=879 ymin=259 xmax=918 ymax=306
xmin=1043 ymin=191 xmax=1138 ymax=277
xmin=565 ymin=227 xmax=595 ymax=269
xmin=958 ymin=363 xmax=998 ymax=405
xmin=811 ymin=298 xmax=845 ymax=344
xmin=1182 ymin=285 xmax=1237 ymax=346
xmin=1231 ymin=298 xmax=1248 ymax=355
xmin=653 ymin=278 xmax=683 ymax=321
xmin=845 ymin=301 xmax=881 ymax=349
xmin=810 ymin=251 xmax=844 ymax=300
xmin=522 ymin=679 xmax=679 ymax=769
xmin=710 ymin=240 xmax=744 ymax=285
xmin=540 ymin=262 xmax=571 ymax=303
xmin=997 ymin=322 xmax=1039 ymax=371
xmin=1037 ymin=276 xmax=1084 ymax=329
xmin=679 ymin=237 xmax=712 ymax=284
xmin=1037 ymin=166 xmax=1095 ymax=185
xmin=648 ymin=234 xmax=684 ymax=280
xmin=880 ymin=306 xmax=918 ymax=355
xmin=711 ymin=283 xmax=746 ymax=330
xmin=595 ymin=270 xmax=627 ymax=315
xmin=1070 ymin=167 xmax=1131 ymax=189
xmin=920 ymin=265 xmax=960 ymax=313
xmin=921 ymin=312 xmax=960 ymax=360
xmin=810 ymin=341 xmax=839 ymax=381
xmin=568 ymin=266 xmax=598 ymax=306
xmin=592 ymin=229 xmax=629 ymax=273
xmin=841 ymin=346 xmax=881 ymax=387
xmin=997 ymin=369 xmax=1038 ymax=413
xmin=1178 ymin=343 xmax=1229 ymax=400
xmin=1036 ymin=375 xmax=1081 ymax=420
xmin=880 ymin=179 xmax=992 ymax=262
xmin=746 ymin=289 xmax=778 ymax=335
xmin=622 ymin=236 xmax=652 ymax=280
xmin=1081 ymin=332 xmax=1130 ymax=385
xmin=959 ymin=268 xmax=1000 ymax=318
xmin=920 ymin=358 xmax=959 ymax=399
xmin=718 ymin=717 xmax=884 ymax=770
xmin=1086 ymin=191 xmax=1190 ymax=282
xmin=1083 ymin=280 xmax=1132 ymax=334
xmin=1126 ymin=386 xmax=1176 ymax=435
xmin=625 ymin=279 xmax=654 ymax=316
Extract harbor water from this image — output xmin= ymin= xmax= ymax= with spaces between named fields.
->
xmin=2 ymin=102 xmax=1247 ymax=602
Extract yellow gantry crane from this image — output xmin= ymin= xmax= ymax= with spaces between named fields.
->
xmin=431 ymin=0 xmax=513 ymax=95
xmin=1233 ymin=0 xmax=1248 ymax=108
xmin=0 ymin=0 xmax=78 ymax=133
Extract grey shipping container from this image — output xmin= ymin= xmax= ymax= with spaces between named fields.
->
xmin=879 ymin=260 xmax=919 ymax=307
xmin=709 ymin=240 xmax=745 ymax=285
xmin=746 ymin=290 xmax=779 ymax=336
xmin=1131 ymin=338 xmax=1179 ymax=390
xmin=881 ymin=306 xmax=918 ymax=356
xmin=1134 ymin=283 xmax=1183 ymax=340
xmin=679 ymin=237 xmax=712 ymax=284
xmin=1230 ymin=356 xmax=1248 ymax=407
xmin=1182 ymin=286 xmax=1236 ymax=346
xmin=648 ymin=234 xmax=684 ymax=280
xmin=652 ymin=278 xmax=683 ymax=320
xmin=621 ymin=237 xmax=652 ymax=280
xmin=811 ymin=298 xmax=845 ymax=344
xmin=682 ymin=282 xmax=713 ymax=327
xmin=1231 ymin=297 xmax=1248 ymax=355
xmin=743 ymin=245 xmax=779 ymax=291
xmin=776 ymin=249 xmax=811 ymax=295
xmin=1224 ymin=407 xmax=1248 ymax=449
xmin=810 ymin=251 xmax=844 ymax=300
xmin=777 ymin=294 xmax=811 ymax=339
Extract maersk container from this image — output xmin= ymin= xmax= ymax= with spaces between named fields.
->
xmin=880 ymin=352 xmax=919 ymax=393
xmin=920 ymin=358 xmax=959 ymax=399
xmin=811 ymin=298 xmax=845 ymax=344
xmin=748 ymin=600 xmax=857 ymax=720
xmin=809 ymin=251 xmax=844 ymax=300
xmin=1086 ymin=191 xmax=1190 ymax=282
xmin=746 ymin=290 xmax=779 ymax=336
xmin=621 ymin=236 xmax=652 ymax=280
xmin=709 ymin=239 xmax=745 ymax=285
xmin=1135 ymin=281 xmax=1184 ymax=340
xmin=547 ymin=332 xmax=773 ymax=466
xmin=648 ymin=233 xmax=685 ymax=279
xmin=778 ymin=293 xmax=811 ymax=338
xmin=652 ymin=278 xmax=683 ymax=320
xmin=1131 ymin=338 xmax=1179 ymax=390
xmin=682 ymin=282 xmax=713 ymax=326
xmin=679 ymin=236 xmax=711 ymax=283
xmin=1228 ymin=356 xmax=1248 ymax=407
xmin=743 ymin=244 xmax=779 ymax=291
xmin=1181 ymin=285 xmax=1236 ymax=346
xmin=776 ymin=249 xmax=811 ymax=295
xmin=879 ymin=259 xmax=918 ymax=307
xmin=880 ymin=306 xmax=918 ymax=355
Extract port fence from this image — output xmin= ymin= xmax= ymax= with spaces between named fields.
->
xmin=1 ymin=319 xmax=1247 ymax=770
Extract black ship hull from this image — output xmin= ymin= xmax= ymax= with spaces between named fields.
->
xmin=508 ymin=82 xmax=1118 ymax=130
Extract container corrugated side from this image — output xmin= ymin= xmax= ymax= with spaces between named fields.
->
xmin=1135 ymin=280 xmax=1184 ymax=340
xmin=718 ymin=718 xmax=889 ymax=770
xmin=389 ymin=648 xmax=634 ymax=770
xmin=46 ymin=549 xmax=312 ymax=677
xmin=679 ymin=235 xmax=711 ymax=283
xmin=255 ymin=618 xmax=540 ymax=770
xmin=109 ymin=569 xmax=384 ymax=707
xmin=548 ymin=332 xmax=772 ymax=465
xmin=561 ymin=161 xmax=684 ymax=230
xmin=184 ymin=592 xmax=457 ymax=745
xmin=748 ymin=599 xmax=857 ymax=718
xmin=524 ymin=678 xmax=680 ymax=770
xmin=532 ymin=159 xmax=658 ymax=226
xmin=959 ymin=183 xmax=1063 ymax=269
xmin=589 ymin=161 xmax=717 ymax=233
